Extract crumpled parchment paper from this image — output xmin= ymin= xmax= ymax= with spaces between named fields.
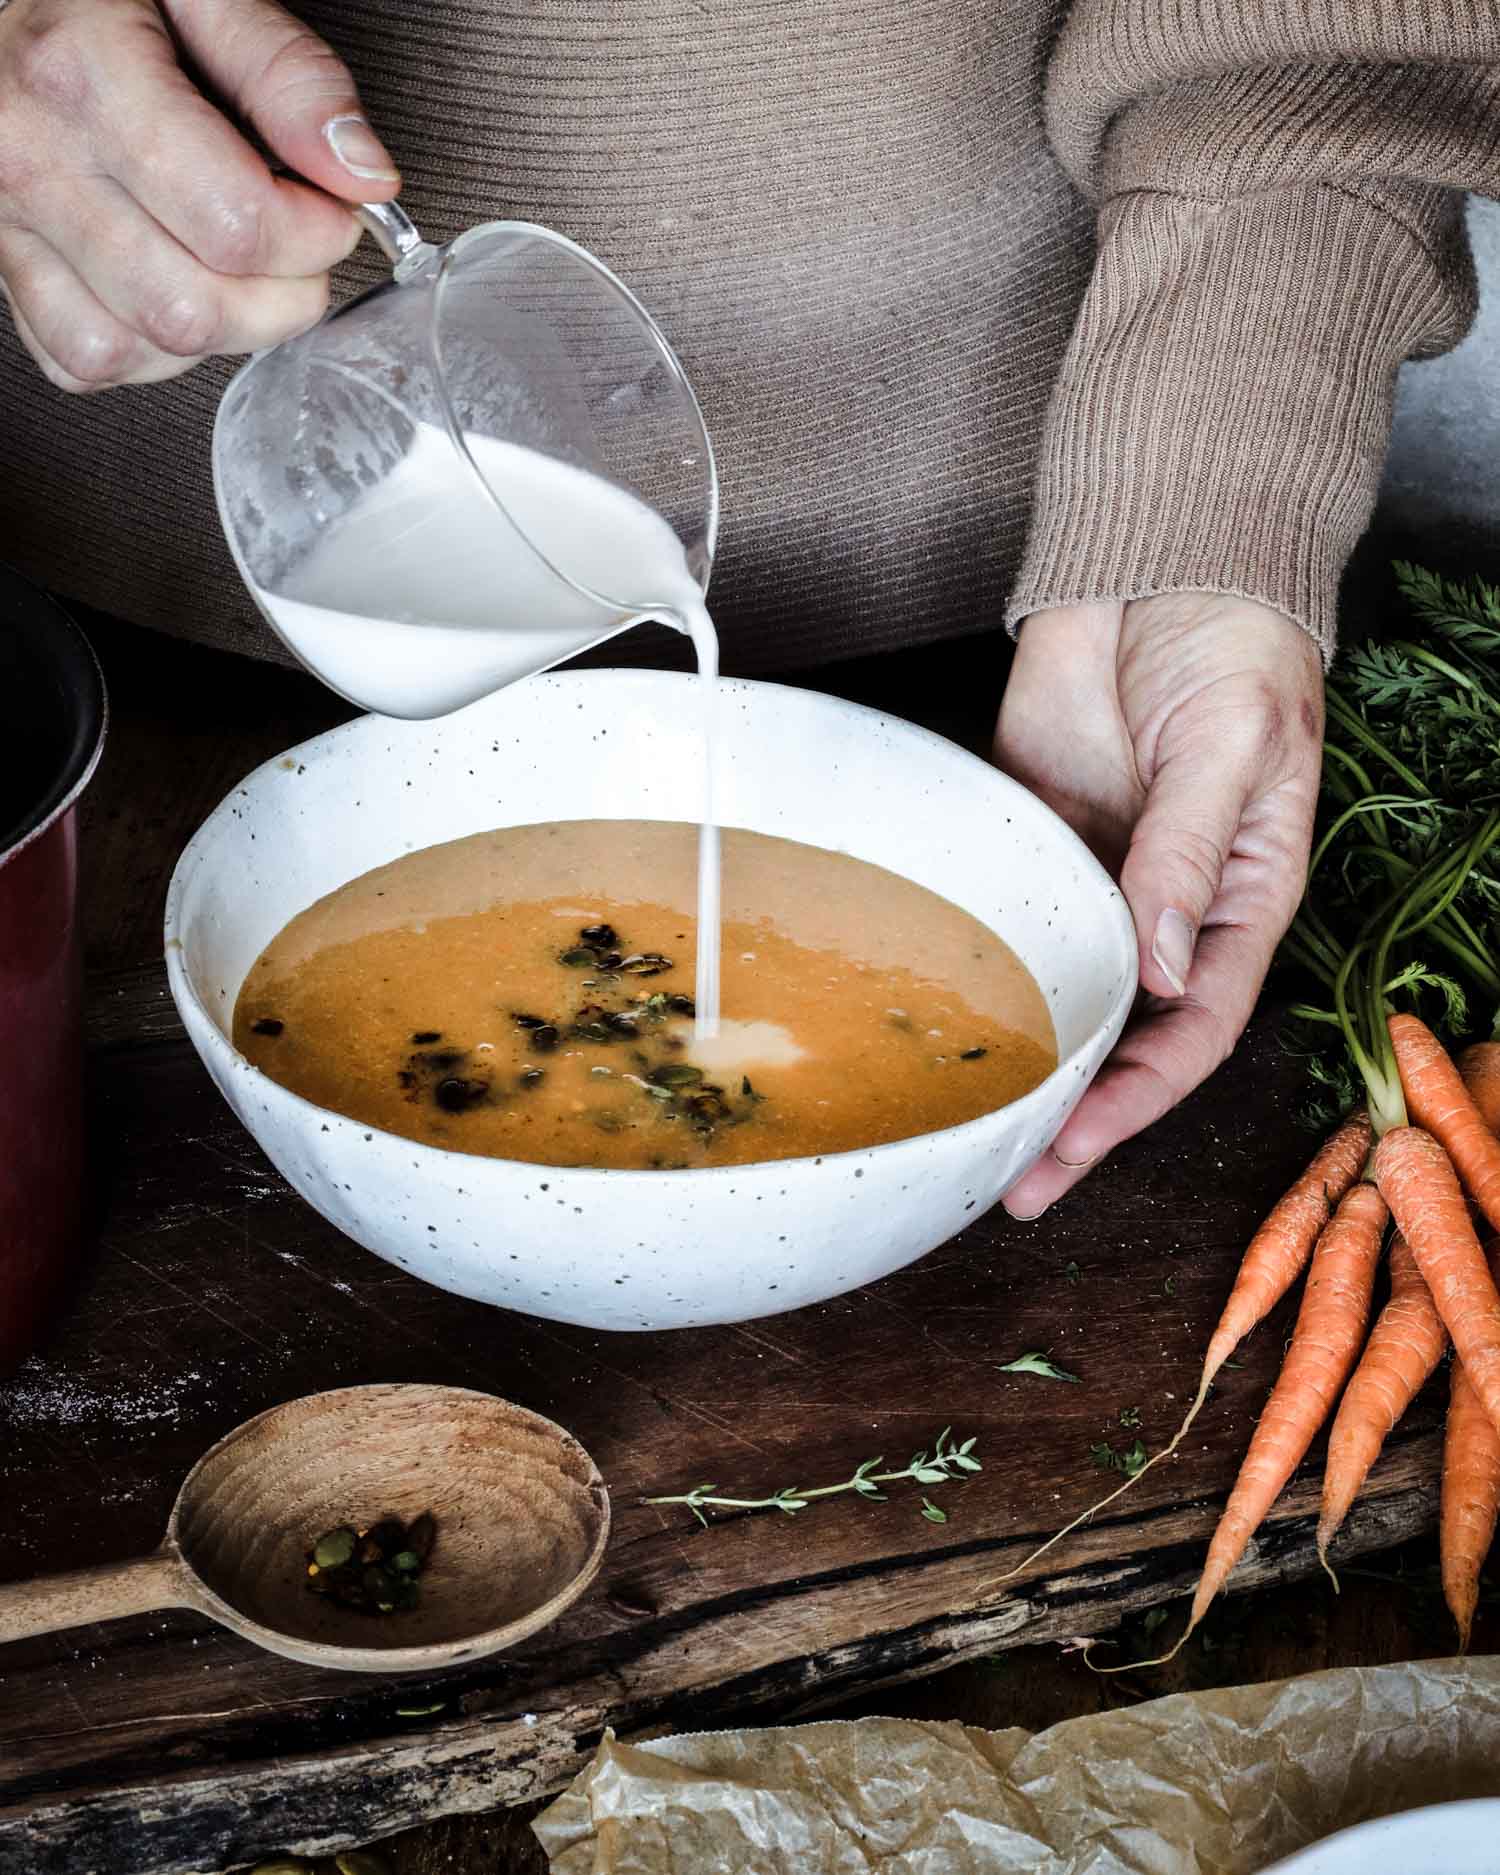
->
xmin=533 ymin=1658 xmax=1500 ymax=1874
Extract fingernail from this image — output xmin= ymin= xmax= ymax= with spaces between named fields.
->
xmin=1003 ymin=1200 xmax=1050 ymax=1222
xmin=1151 ymin=907 xmax=1195 ymax=997
xmin=324 ymin=114 xmax=400 ymax=182
xmin=1052 ymin=1148 xmax=1098 ymax=1169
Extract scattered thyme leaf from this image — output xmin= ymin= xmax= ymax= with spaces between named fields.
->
xmin=997 ymin=1350 xmax=1080 ymax=1383
xmin=1118 ymin=1404 xmax=1142 ymax=1429
xmin=1090 ymin=1438 xmax=1149 ymax=1478
xmin=1063 ymin=1260 xmax=1081 ymax=1287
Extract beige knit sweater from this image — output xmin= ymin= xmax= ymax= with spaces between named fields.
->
xmin=2 ymin=2 xmax=1498 ymax=673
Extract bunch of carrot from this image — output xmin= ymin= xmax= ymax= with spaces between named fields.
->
xmin=993 ymin=1025 xmax=1500 ymax=1657
xmin=1112 ymin=578 xmax=1500 ymax=1656
xmin=1168 ymin=1020 xmax=1500 ymax=1656
xmin=1119 ymin=792 xmax=1500 ymax=1657
xmin=989 ymin=574 xmax=1500 ymax=1650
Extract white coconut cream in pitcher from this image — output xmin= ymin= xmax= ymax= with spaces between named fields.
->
xmin=250 ymin=428 xmax=727 ymax=1040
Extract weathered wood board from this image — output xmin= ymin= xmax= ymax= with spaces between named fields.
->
xmin=0 ymin=619 xmax=1449 ymax=1874
xmin=0 ymin=970 xmax=1445 ymax=1875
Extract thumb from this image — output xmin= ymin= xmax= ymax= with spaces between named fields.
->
xmin=1120 ymin=746 xmax=1253 ymax=1000
xmin=166 ymin=0 xmax=400 ymax=200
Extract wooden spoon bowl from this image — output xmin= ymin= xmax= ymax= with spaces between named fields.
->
xmin=0 ymin=1385 xmax=610 ymax=1674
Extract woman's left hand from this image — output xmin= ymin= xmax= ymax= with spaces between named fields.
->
xmin=994 ymin=592 xmax=1324 ymax=1218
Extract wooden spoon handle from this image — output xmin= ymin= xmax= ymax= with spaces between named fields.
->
xmin=0 ymin=1551 xmax=186 ymax=1645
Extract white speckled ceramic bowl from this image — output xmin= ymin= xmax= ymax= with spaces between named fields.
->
xmin=164 ymin=671 xmax=1136 ymax=1330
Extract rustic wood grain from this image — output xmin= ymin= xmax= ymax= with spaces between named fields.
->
xmin=1 ymin=977 xmax=1452 ymax=1875
xmin=0 ymin=618 xmax=1460 ymax=1875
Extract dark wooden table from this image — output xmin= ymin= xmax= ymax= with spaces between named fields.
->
xmin=0 ymin=622 xmax=1465 ymax=1875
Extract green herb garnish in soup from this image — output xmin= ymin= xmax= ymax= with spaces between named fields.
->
xmin=234 ymin=821 xmax=1057 ymax=1170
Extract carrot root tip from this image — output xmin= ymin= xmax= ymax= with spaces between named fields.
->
xmin=1088 ymin=1617 xmax=1196 ymax=1676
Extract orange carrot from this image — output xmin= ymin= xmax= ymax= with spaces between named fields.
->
xmin=1316 ymin=1230 xmax=1445 ymax=1568
xmin=1459 ymin=1042 xmax=1500 ymax=1127
xmin=983 ymin=1109 xmax=1371 ymax=1592
xmin=1188 ymin=1181 xmax=1388 ymax=1631
xmin=1441 ymin=1331 xmax=1500 ymax=1651
xmin=1200 ymin=1108 xmax=1373 ymax=1393
xmin=1438 ymin=1048 xmax=1500 ymax=1650
xmin=1390 ymin=1014 xmax=1500 ymax=1236
xmin=1374 ymin=1126 xmax=1500 ymax=1442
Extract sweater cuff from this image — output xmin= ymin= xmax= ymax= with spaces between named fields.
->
xmin=1008 ymin=183 xmax=1457 ymax=658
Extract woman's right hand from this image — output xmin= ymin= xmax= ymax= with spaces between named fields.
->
xmin=0 ymin=0 xmax=399 ymax=391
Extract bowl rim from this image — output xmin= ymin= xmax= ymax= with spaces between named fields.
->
xmin=164 ymin=669 xmax=1139 ymax=1185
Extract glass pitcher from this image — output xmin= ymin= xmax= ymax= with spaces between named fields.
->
xmin=212 ymin=204 xmax=718 ymax=719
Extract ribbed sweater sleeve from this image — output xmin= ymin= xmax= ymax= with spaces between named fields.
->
xmin=1010 ymin=6 xmax=1500 ymax=654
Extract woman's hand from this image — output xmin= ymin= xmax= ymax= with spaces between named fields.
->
xmin=995 ymin=593 xmax=1323 ymax=1217
xmin=0 ymin=0 xmax=399 ymax=391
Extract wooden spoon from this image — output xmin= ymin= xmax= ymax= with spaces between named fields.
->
xmin=0 ymin=1383 xmax=609 ymax=1673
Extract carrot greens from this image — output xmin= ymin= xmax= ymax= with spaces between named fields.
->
xmin=1285 ymin=566 xmax=1500 ymax=1131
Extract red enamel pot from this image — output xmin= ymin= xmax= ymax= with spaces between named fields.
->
xmin=0 ymin=567 xmax=106 ymax=1374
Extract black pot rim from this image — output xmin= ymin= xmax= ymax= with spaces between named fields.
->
xmin=0 ymin=565 xmax=107 ymax=863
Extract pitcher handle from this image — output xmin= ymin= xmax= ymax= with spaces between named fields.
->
xmin=356 ymin=201 xmax=439 ymax=280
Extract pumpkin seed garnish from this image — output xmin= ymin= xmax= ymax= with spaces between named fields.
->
xmin=687 ymin=1090 xmax=730 ymax=1127
xmin=559 ymin=947 xmax=598 ymax=968
xmin=306 ymin=1513 xmax=436 ymax=1615
xmin=648 ymin=1062 xmax=703 ymax=1088
xmin=313 ymin=1526 xmax=356 ymax=1569
xmin=572 ymin=1020 xmax=614 ymax=1043
xmin=619 ymin=952 xmax=673 ymax=976
xmin=666 ymin=993 xmax=696 ymax=1016
xmin=580 ymin=923 xmax=618 ymax=947
xmin=362 ymin=1520 xmax=405 ymax=1560
xmin=413 ymin=1047 xmax=464 ymax=1071
xmin=251 ymin=1017 xmax=284 ymax=1037
xmin=511 ymin=1012 xmax=548 ymax=1029
xmin=959 ymin=1046 xmax=988 ymax=1061
xmin=434 ymin=1075 xmax=487 ymax=1112
xmin=519 ymin=1066 xmax=546 ymax=1089
xmin=411 ymin=1030 xmax=442 ymax=1044
xmin=529 ymin=1023 xmax=561 ymax=1053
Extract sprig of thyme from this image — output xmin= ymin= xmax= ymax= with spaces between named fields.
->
xmin=645 ymin=1427 xmax=981 ymax=1527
